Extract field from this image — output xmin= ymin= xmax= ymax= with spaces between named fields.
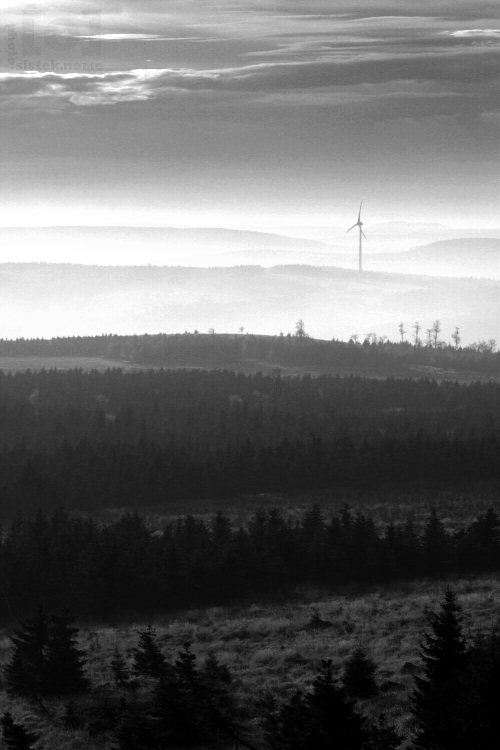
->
xmin=0 ymin=352 xmax=499 ymax=383
xmin=0 ymin=356 xmax=147 ymax=373
xmin=0 ymin=577 xmax=499 ymax=749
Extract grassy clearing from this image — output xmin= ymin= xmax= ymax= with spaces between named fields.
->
xmin=0 ymin=356 xmax=149 ymax=373
xmin=1 ymin=576 xmax=498 ymax=749
xmin=93 ymin=482 xmax=500 ymax=535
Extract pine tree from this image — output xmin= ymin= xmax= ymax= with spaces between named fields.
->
xmin=342 ymin=647 xmax=378 ymax=700
xmin=364 ymin=714 xmax=402 ymax=749
xmin=154 ymin=643 xmax=239 ymax=749
xmin=421 ymin=510 xmax=449 ymax=575
xmin=1 ymin=712 xmax=39 ymax=750
xmin=200 ymin=651 xmax=238 ymax=741
xmin=411 ymin=588 xmax=470 ymax=749
xmin=133 ymin=625 xmax=167 ymax=679
xmin=5 ymin=608 xmax=49 ymax=698
xmin=111 ymin=647 xmax=131 ymax=687
xmin=45 ymin=611 xmax=89 ymax=695
xmin=466 ymin=629 xmax=500 ymax=750
xmin=265 ymin=660 xmax=366 ymax=749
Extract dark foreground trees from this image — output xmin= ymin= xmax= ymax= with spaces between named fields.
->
xmin=1 ymin=712 xmax=38 ymax=750
xmin=411 ymin=588 xmax=500 ymax=750
xmin=412 ymin=588 xmax=470 ymax=749
xmin=3 ymin=592 xmax=500 ymax=749
xmin=5 ymin=609 xmax=88 ymax=699
xmin=264 ymin=659 xmax=368 ymax=750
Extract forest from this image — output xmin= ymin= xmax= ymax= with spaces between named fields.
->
xmin=1 ymin=505 xmax=499 ymax=619
xmin=0 ymin=366 xmax=499 ymax=514
xmin=0 ymin=339 xmax=499 ymax=748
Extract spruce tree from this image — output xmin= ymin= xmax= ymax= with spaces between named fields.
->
xmin=1 ymin=712 xmax=39 ymax=750
xmin=155 ymin=642 xmax=205 ymax=746
xmin=133 ymin=625 xmax=167 ymax=679
xmin=154 ymin=643 xmax=238 ymax=748
xmin=364 ymin=714 xmax=402 ymax=749
xmin=466 ymin=629 xmax=500 ymax=750
xmin=342 ymin=647 xmax=378 ymax=700
xmin=111 ymin=647 xmax=131 ymax=688
xmin=5 ymin=608 xmax=49 ymax=698
xmin=45 ymin=611 xmax=89 ymax=695
xmin=411 ymin=588 xmax=470 ymax=749
xmin=265 ymin=660 xmax=367 ymax=750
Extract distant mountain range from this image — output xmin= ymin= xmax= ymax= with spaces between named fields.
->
xmin=0 ymin=226 xmax=334 ymax=266
xmin=330 ymin=238 xmax=500 ymax=279
xmin=1 ymin=227 xmax=499 ymax=272
xmin=1 ymin=261 xmax=499 ymax=344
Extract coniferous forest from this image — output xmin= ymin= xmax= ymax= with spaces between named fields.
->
xmin=0 ymin=365 xmax=499 ymax=515
xmin=0 ymin=334 xmax=500 ymax=748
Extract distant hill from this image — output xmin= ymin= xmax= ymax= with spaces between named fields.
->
xmin=343 ymin=238 xmax=500 ymax=279
xmin=1 ymin=332 xmax=499 ymax=382
xmin=0 ymin=226 xmax=334 ymax=266
xmin=1 ymin=262 xmax=499 ymax=344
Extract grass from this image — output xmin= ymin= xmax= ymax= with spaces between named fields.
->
xmin=91 ymin=481 xmax=500 ymax=534
xmin=0 ymin=356 xmax=149 ymax=373
xmin=1 ymin=576 xmax=499 ymax=749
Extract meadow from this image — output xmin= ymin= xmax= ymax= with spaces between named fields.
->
xmin=0 ymin=576 xmax=499 ymax=749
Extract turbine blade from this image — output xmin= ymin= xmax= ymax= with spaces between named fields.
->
xmin=361 ymin=230 xmax=367 ymax=239
xmin=347 ymin=224 xmax=357 ymax=232
xmin=357 ymin=200 xmax=363 ymax=222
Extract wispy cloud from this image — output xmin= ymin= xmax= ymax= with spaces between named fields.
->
xmin=77 ymin=34 xmax=204 ymax=41
xmin=449 ymin=29 xmax=500 ymax=38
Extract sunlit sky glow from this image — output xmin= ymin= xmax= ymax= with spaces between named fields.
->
xmin=0 ymin=0 xmax=499 ymax=234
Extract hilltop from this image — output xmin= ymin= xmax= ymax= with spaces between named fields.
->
xmin=1 ymin=331 xmax=499 ymax=382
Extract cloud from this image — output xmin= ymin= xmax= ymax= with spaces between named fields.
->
xmin=1 ymin=39 xmax=498 ymax=112
xmin=77 ymin=34 xmax=204 ymax=41
xmin=449 ymin=29 xmax=500 ymax=38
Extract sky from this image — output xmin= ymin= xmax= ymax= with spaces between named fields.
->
xmin=0 ymin=0 xmax=499 ymax=232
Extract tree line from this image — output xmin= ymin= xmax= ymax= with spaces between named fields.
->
xmin=0 ymin=332 xmax=499 ymax=376
xmin=1 ymin=589 xmax=498 ymax=749
xmin=1 ymin=506 xmax=500 ymax=619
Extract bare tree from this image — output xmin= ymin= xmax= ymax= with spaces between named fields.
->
xmin=295 ymin=319 xmax=308 ymax=339
xmin=398 ymin=322 xmax=407 ymax=343
xmin=451 ymin=326 xmax=461 ymax=349
xmin=270 ymin=367 xmax=282 ymax=402
xmin=432 ymin=319 xmax=441 ymax=348
xmin=413 ymin=321 xmax=421 ymax=347
xmin=426 ymin=328 xmax=433 ymax=347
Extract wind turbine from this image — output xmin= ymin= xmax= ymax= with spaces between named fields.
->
xmin=347 ymin=201 xmax=366 ymax=272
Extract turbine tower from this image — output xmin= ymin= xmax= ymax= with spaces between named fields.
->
xmin=347 ymin=201 xmax=366 ymax=272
